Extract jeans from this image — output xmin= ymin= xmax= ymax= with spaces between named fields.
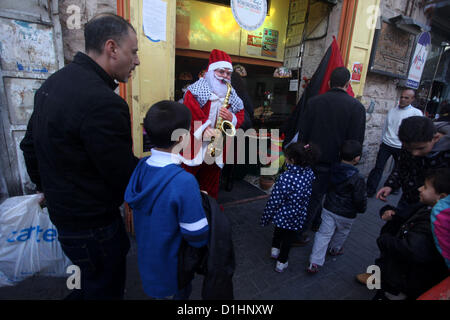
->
xmin=366 ymin=143 xmax=401 ymax=194
xmin=57 ymin=216 xmax=130 ymax=300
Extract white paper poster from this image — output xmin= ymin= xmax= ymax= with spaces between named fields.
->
xmin=143 ymin=0 xmax=167 ymax=42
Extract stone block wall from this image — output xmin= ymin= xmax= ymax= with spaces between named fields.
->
xmin=359 ymin=0 xmax=428 ymax=177
xmin=58 ymin=0 xmax=117 ymax=64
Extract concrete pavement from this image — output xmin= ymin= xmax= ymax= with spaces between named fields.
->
xmin=0 ymin=177 xmax=400 ymax=300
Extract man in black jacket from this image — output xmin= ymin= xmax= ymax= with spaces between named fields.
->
xmin=295 ymin=67 xmax=366 ymax=244
xmin=20 ymin=14 xmax=140 ymax=299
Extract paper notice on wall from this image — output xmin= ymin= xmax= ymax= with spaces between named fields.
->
xmin=289 ymin=79 xmax=298 ymax=91
xmin=143 ymin=0 xmax=167 ymax=42
xmin=351 ymin=62 xmax=363 ymax=82
xmin=247 ymin=34 xmax=262 ymax=56
xmin=261 ymin=28 xmax=278 ymax=58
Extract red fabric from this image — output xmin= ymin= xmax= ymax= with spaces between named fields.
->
xmin=181 ymin=90 xmax=245 ymax=162
xmin=182 ymin=163 xmax=221 ymax=199
xmin=182 ymin=91 xmax=210 ymax=161
xmin=209 ymin=49 xmax=232 ymax=68
xmin=318 ymin=37 xmax=354 ymax=97
xmin=417 ymin=276 xmax=450 ymax=300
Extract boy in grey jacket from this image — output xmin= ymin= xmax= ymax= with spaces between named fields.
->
xmin=307 ymin=140 xmax=367 ymax=273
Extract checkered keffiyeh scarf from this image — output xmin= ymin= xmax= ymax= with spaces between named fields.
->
xmin=186 ymin=78 xmax=244 ymax=113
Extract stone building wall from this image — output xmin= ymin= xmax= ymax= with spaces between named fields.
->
xmin=58 ymin=0 xmax=117 ymax=64
xmin=360 ymin=0 xmax=428 ymax=176
xmin=298 ymin=1 xmax=343 ymax=97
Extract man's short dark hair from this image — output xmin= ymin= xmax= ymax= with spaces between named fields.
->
xmin=330 ymin=67 xmax=350 ymax=88
xmin=398 ymin=116 xmax=437 ymax=144
xmin=340 ymin=140 xmax=362 ymax=161
xmin=402 ymin=88 xmax=416 ymax=97
xmin=144 ymin=101 xmax=191 ymax=149
xmin=425 ymin=168 xmax=450 ymax=194
xmin=84 ymin=14 xmax=136 ymax=54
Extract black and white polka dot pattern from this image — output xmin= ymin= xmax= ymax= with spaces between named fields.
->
xmin=260 ymin=164 xmax=315 ymax=231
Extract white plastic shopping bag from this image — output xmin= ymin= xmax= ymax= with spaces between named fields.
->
xmin=0 ymin=194 xmax=72 ymax=287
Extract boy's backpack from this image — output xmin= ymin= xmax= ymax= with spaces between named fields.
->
xmin=178 ymin=192 xmax=235 ymax=300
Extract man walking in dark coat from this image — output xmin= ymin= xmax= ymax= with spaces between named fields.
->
xmin=20 ymin=14 xmax=140 ymax=299
xmin=295 ymin=67 xmax=366 ymax=243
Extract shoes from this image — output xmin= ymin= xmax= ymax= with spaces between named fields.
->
xmin=271 ymin=247 xmax=280 ymax=259
xmin=372 ymin=290 xmax=389 ymax=300
xmin=384 ymin=291 xmax=407 ymax=300
xmin=275 ymin=261 xmax=288 ymax=273
xmin=306 ymin=263 xmax=319 ymax=274
xmin=291 ymin=234 xmax=311 ymax=247
xmin=329 ymin=248 xmax=344 ymax=256
xmin=356 ymin=273 xmax=371 ymax=285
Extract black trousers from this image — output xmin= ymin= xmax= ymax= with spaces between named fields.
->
xmin=304 ymin=165 xmax=332 ymax=231
xmin=271 ymin=227 xmax=298 ymax=263
xmin=366 ymin=143 xmax=401 ymax=194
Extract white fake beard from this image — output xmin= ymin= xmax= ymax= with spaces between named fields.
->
xmin=205 ymin=70 xmax=229 ymax=98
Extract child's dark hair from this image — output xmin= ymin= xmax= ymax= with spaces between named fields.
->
xmin=284 ymin=142 xmax=319 ymax=167
xmin=424 ymin=168 xmax=450 ymax=194
xmin=143 ymin=100 xmax=191 ymax=149
xmin=340 ymin=140 xmax=362 ymax=161
xmin=398 ymin=116 xmax=437 ymax=144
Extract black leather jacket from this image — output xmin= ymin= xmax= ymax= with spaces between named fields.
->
xmin=323 ymin=163 xmax=367 ymax=219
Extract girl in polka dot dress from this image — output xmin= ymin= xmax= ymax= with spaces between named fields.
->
xmin=261 ymin=142 xmax=318 ymax=272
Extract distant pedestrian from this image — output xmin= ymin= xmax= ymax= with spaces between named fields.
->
xmin=366 ymin=89 xmax=422 ymax=197
xmin=307 ymin=140 xmax=367 ymax=273
xmin=261 ymin=142 xmax=318 ymax=272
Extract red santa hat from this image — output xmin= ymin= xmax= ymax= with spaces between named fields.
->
xmin=207 ymin=49 xmax=233 ymax=72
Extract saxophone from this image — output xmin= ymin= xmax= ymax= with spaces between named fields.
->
xmin=207 ymin=82 xmax=236 ymax=157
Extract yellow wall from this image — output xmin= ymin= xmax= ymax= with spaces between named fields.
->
xmin=176 ymin=0 xmax=290 ymax=62
xmin=346 ymin=0 xmax=380 ymax=98
xmin=129 ymin=0 xmax=176 ymax=157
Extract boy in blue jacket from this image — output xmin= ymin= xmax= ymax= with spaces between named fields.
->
xmin=125 ymin=101 xmax=209 ymax=299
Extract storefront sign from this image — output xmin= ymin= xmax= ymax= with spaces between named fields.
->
xmin=231 ymin=0 xmax=267 ymax=31
xmin=406 ymin=32 xmax=431 ymax=89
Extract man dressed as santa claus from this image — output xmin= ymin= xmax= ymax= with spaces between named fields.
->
xmin=181 ymin=49 xmax=245 ymax=199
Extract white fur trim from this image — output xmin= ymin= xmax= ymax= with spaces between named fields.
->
xmin=208 ymin=61 xmax=232 ymax=72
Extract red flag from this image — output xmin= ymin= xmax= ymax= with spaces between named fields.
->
xmin=282 ymin=36 xmax=355 ymax=146
xmin=318 ymin=36 xmax=354 ymax=97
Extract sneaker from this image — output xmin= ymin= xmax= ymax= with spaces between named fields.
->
xmin=306 ymin=263 xmax=319 ymax=274
xmin=271 ymin=247 xmax=280 ymax=259
xmin=356 ymin=273 xmax=371 ymax=285
xmin=275 ymin=261 xmax=288 ymax=273
xmin=329 ymin=248 xmax=344 ymax=256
